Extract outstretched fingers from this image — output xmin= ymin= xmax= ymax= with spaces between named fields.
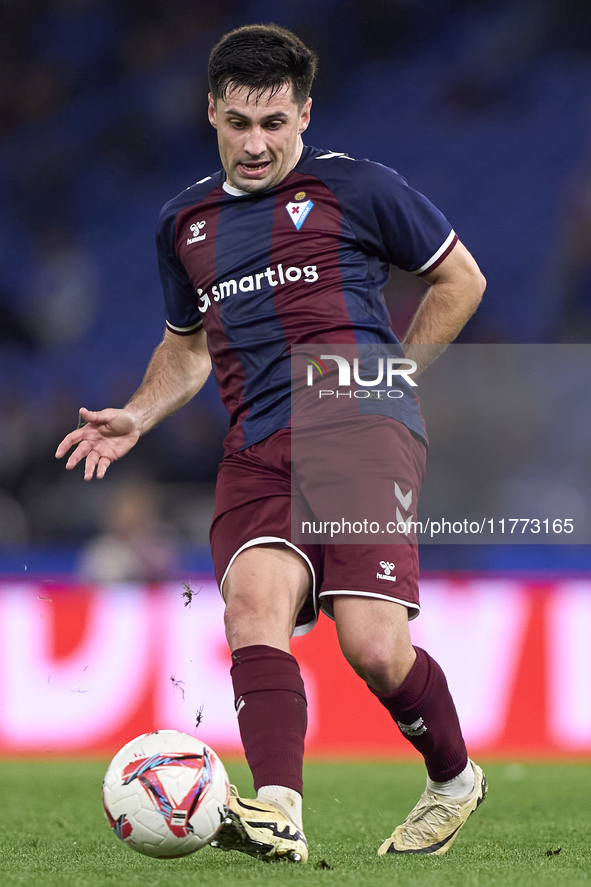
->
xmin=60 ymin=438 xmax=114 ymax=480
xmin=96 ymin=455 xmax=112 ymax=480
xmin=55 ymin=428 xmax=86 ymax=460
xmin=66 ymin=439 xmax=93 ymax=471
xmin=82 ymin=448 xmax=111 ymax=481
xmin=56 ymin=408 xmax=114 ymax=462
xmin=56 ymin=407 xmax=139 ymax=479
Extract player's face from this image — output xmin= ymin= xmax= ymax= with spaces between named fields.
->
xmin=208 ymin=83 xmax=311 ymax=193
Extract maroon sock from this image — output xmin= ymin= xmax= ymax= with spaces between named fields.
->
xmin=231 ymin=645 xmax=307 ymax=795
xmin=370 ymin=647 xmax=468 ymax=782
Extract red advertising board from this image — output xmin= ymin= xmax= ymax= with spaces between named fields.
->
xmin=0 ymin=577 xmax=589 ymax=758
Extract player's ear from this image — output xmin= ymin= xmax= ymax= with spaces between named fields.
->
xmin=298 ymin=97 xmax=312 ymax=135
xmin=207 ymin=93 xmax=218 ymax=129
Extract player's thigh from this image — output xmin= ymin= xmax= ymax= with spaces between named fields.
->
xmin=332 ymin=594 xmax=416 ymax=692
xmin=224 ymin=543 xmax=312 ymax=653
xmin=295 ymin=415 xmax=427 ymax=544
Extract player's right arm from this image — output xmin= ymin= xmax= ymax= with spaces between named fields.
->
xmin=55 ymin=328 xmax=211 ymax=481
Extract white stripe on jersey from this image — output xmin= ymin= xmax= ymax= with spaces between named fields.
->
xmin=166 ymin=319 xmax=203 ymax=333
xmin=315 ymin=151 xmax=354 ymax=160
xmin=412 ymin=229 xmax=456 ymax=275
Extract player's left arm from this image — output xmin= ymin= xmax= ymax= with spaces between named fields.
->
xmin=402 ymin=239 xmax=486 ymax=375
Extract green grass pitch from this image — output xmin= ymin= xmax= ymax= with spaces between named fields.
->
xmin=1 ymin=759 xmax=590 ymax=886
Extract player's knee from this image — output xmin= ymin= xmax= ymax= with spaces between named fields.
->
xmin=223 ymin=592 xmax=261 ymax=646
xmin=223 ymin=588 xmax=294 ymax=651
xmin=342 ymin=643 xmax=391 ymax=686
xmin=341 ymin=640 xmax=414 ymax=694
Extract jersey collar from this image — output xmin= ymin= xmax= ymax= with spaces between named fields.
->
xmin=222 ymin=181 xmax=250 ymax=197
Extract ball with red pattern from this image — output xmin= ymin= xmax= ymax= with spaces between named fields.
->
xmin=103 ymin=730 xmax=230 ymax=858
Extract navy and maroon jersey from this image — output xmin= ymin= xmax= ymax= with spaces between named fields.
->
xmin=156 ymin=145 xmax=457 ymax=455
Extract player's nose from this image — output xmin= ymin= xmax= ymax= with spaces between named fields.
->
xmin=243 ymin=127 xmax=267 ymax=157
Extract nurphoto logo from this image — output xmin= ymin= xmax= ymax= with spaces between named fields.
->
xmin=304 ymin=354 xmax=417 ymax=400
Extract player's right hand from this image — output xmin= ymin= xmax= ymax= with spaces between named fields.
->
xmin=55 ymin=407 xmax=141 ymax=481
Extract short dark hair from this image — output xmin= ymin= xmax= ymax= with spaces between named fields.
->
xmin=208 ymin=23 xmax=318 ymax=106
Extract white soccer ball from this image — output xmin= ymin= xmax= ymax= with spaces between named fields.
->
xmin=102 ymin=730 xmax=230 ymax=858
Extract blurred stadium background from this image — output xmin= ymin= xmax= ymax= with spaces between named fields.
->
xmin=1 ymin=0 xmax=591 ymax=759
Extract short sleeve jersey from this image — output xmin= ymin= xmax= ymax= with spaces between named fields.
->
xmin=157 ymin=146 xmax=457 ymax=455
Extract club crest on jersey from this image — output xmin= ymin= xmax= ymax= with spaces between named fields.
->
xmin=286 ymin=198 xmax=313 ymax=230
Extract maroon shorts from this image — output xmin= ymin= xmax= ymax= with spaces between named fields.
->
xmin=210 ymin=417 xmax=427 ymax=635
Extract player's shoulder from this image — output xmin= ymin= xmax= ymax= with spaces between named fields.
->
xmin=158 ymin=170 xmax=225 ymax=228
xmin=299 ymin=145 xmax=409 ymax=192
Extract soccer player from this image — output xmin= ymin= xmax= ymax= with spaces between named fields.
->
xmin=56 ymin=24 xmax=487 ymax=863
